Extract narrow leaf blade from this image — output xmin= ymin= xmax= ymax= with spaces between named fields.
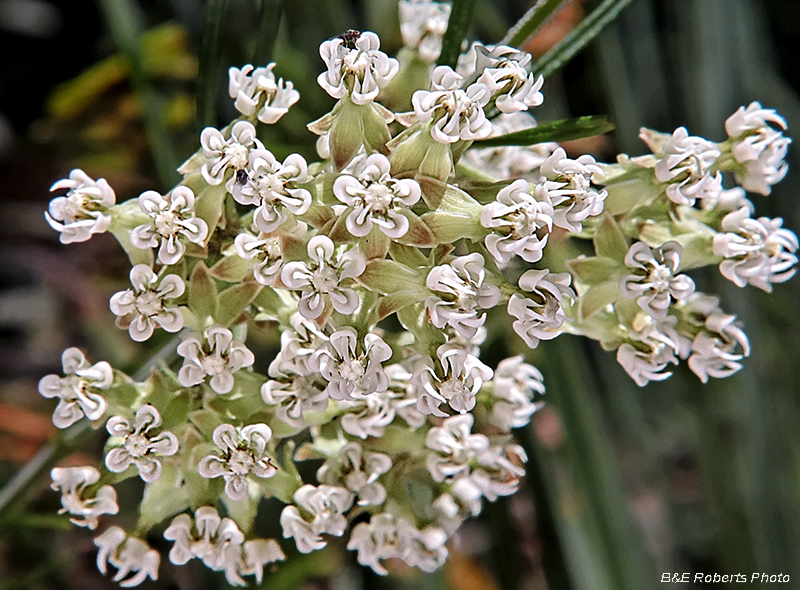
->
xmin=472 ymin=115 xmax=615 ymax=147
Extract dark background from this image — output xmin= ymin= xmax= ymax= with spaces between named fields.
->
xmin=1 ymin=0 xmax=800 ymax=588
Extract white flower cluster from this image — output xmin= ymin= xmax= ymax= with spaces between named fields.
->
xmin=39 ymin=16 xmax=797 ymax=587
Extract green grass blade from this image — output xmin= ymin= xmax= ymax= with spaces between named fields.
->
xmin=472 ymin=115 xmax=614 ymax=147
xmin=501 ymin=0 xmax=570 ymax=49
xmin=253 ymin=0 xmax=283 ymax=66
xmin=197 ymin=0 xmax=229 ymax=130
xmin=534 ymin=0 xmax=638 ymax=79
xmin=437 ymin=0 xmax=478 ymax=69
xmin=97 ymin=0 xmax=180 ymax=188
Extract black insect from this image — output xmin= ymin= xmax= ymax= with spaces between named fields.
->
xmin=339 ymin=29 xmax=362 ymax=49
xmin=236 ymin=169 xmax=249 ymax=185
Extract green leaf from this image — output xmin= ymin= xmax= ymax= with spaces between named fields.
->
xmin=189 ymin=409 xmax=225 ymax=438
xmin=567 ymin=256 xmax=625 ymax=285
xmin=593 ymin=214 xmax=629 ymax=260
xmin=437 ymin=0 xmax=478 ymax=69
xmin=501 ymin=0 xmax=570 ymax=48
xmin=217 ymin=281 xmax=263 ymax=325
xmin=188 ymin=261 xmax=219 ymax=321
xmin=96 ymin=0 xmax=179 ymax=188
xmin=534 ymin=0 xmax=638 ymax=79
xmin=197 ymin=0 xmax=228 ymax=129
xmin=472 ymin=115 xmax=615 ymax=148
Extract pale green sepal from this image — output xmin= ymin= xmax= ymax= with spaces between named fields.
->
xmin=593 ymin=214 xmax=629 ymax=260
xmin=188 ymin=261 xmax=219 ymax=322
xmin=209 ymin=253 xmax=253 ymax=282
xmin=137 ymin=459 xmax=189 ymax=531
xmin=567 ymin=256 xmax=626 ymax=285
xmin=217 ymin=281 xmax=263 ymax=325
xmin=578 ymin=281 xmax=621 ymax=321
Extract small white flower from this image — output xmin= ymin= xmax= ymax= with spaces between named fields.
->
xmin=39 ymin=347 xmax=112 ymax=428
xmin=348 ymin=512 xmax=401 ymax=575
xmin=395 ymin=519 xmax=448 ymax=572
xmin=318 ymin=442 xmax=392 ymax=506
xmin=399 ymin=0 xmax=451 ymax=62
xmin=229 ymin=63 xmax=300 ymax=124
xmin=46 ymin=169 xmax=115 ymax=244
xmin=50 ymin=466 xmax=118 ymax=529
xmin=177 ymin=326 xmax=255 ymax=394
xmin=233 ymin=148 xmax=312 ymax=233
xmin=268 ymin=312 xmax=329 ymax=378
xmin=712 ymin=207 xmax=798 ymax=292
xmin=201 ymin=120 xmax=263 ymax=188
xmin=348 ymin=513 xmax=448 ymax=574
xmin=425 ymin=413 xmax=489 ymax=482
xmin=688 ymin=313 xmax=750 ymax=383
xmin=130 ymin=186 xmax=209 ymax=265
xmin=654 ymin=127 xmax=721 ymax=206
xmin=490 ymin=356 xmax=545 ymax=430
xmin=94 ymin=527 xmax=159 ymax=587
xmin=412 ymin=66 xmax=492 ymax=143
xmin=318 ymin=31 xmax=399 ymax=105
xmin=105 ymin=405 xmax=179 ymax=483
xmin=472 ymin=44 xmax=544 ymax=114
xmin=198 ymin=423 xmax=277 ymax=501
xmin=281 ymin=236 xmax=366 ymax=320
xmin=466 ymin=442 xmax=527 ymax=501
xmin=535 ymin=147 xmax=607 ymax=233
xmin=481 ymin=178 xmax=554 ymax=264
xmin=164 ymin=507 xmax=243 ymax=570
xmin=309 ymin=327 xmax=392 ymax=401
xmin=109 ymin=264 xmax=184 ymax=341
xmin=620 ymin=241 xmax=695 ymax=318
xmin=726 ymin=102 xmax=790 ymax=195
xmin=617 ymin=341 xmax=678 ymax=386
xmin=234 ymin=230 xmax=285 ymax=286
xmin=280 ymin=485 xmax=354 ymax=553
xmin=333 ymin=153 xmax=421 ymax=238
xmin=261 ymin=375 xmax=328 ymax=428
xmin=508 ymin=270 xmax=575 ymax=348
xmin=414 ymin=343 xmax=492 ymax=416
xmin=425 ymin=253 xmax=501 ymax=339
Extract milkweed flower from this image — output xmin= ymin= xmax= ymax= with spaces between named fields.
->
xmin=105 ymin=405 xmax=179 ymax=483
xmin=318 ymin=31 xmax=399 ymax=105
xmin=130 ymin=186 xmax=209 ymax=265
xmin=50 ymin=466 xmax=118 ymax=529
xmin=109 ymin=265 xmax=185 ymax=341
xmin=95 ymin=527 xmax=160 ymax=587
xmin=198 ymin=423 xmax=277 ymax=501
xmin=229 ymin=63 xmax=300 ymax=124
xmin=620 ymin=241 xmax=695 ymax=318
xmin=39 ymin=347 xmax=112 ymax=428
xmin=177 ymin=326 xmax=255 ymax=394
xmin=46 ymin=169 xmax=115 ymax=243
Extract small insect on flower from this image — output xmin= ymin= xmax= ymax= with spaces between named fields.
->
xmin=236 ymin=169 xmax=249 ymax=185
xmin=339 ymin=29 xmax=362 ymax=49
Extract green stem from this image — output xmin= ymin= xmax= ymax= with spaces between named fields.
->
xmin=197 ymin=0 xmax=229 ymax=130
xmin=97 ymin=0 xmax=180 ymax=189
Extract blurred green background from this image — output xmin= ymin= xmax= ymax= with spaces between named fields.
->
xmin=1 ymin=0 xmax=799 ymax=588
